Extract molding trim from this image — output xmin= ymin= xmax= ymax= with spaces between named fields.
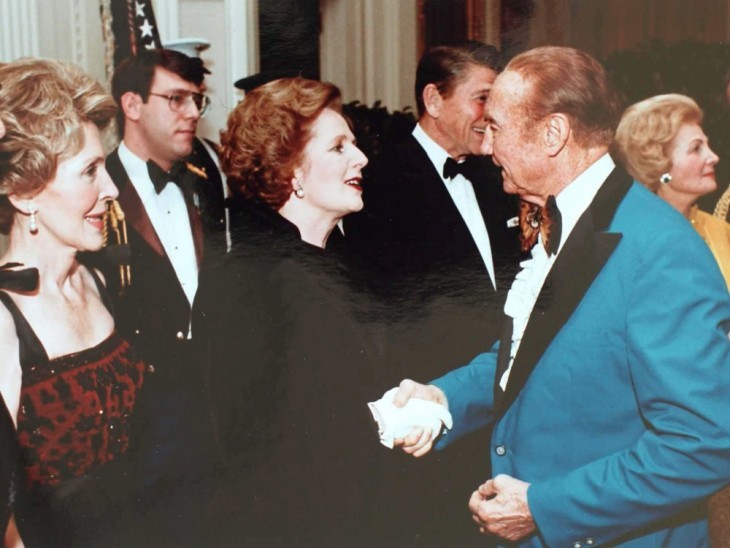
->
xmin=70 ymin=0 xmax=86 ymax=67
xmin=0 ymin=0 xmax=40 ymax=60
xmin=154 ymin=0 xmax=180 ymax=42
xmin=225 ymin=0 xmax=257 ymax=109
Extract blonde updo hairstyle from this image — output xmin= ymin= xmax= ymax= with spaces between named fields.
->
xmin=0 ymin=58 xmax=117 ymax=234
xmin=613 ymin=93 xmax=703 ymax=192
xmin=219 ymin=77 xmax=342 ymax=210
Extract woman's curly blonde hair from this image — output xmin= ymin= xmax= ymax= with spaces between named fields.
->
xmin=0 ymin=58 xmax=117 ymax=234
xmin=613 ymin=93 xmax=702 ymax=192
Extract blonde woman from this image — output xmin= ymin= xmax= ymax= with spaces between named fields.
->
xmin=614 ymin=93 xmax=730 ymax=290
xmin=615 ymin=92 xmax=730 ymax=547
xmin=0 ymin=58 xmax=144 ymax=546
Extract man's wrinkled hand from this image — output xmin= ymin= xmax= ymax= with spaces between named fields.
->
xmin=468 ymin=474 xmax=535 ymax=542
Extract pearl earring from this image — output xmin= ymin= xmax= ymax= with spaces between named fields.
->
xmin=28 ymin=206 xmax=38 ymax=234
xmin=659 ymin=173 xmax=672 ymax=185
xmin=294 ymin=183 xmax=305 ymax=199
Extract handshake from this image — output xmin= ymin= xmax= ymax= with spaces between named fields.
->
xmin=368 ymin=380 xmax=451 ymax=457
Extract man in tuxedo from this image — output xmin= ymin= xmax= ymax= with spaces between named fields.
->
xmin=163 ymin=39 xmax=230 ymax=247
xmin=347 ymin=41 xmax=520 ymax=377
xmin=347 ymin=43 xmax=520 ymax=544
xmin=393 ymin=46 xmax=730 ymax=547
xmin=103 ymin=48 xmax=222 ymax=544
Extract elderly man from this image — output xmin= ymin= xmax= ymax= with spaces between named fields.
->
xmin=392 ymin=46 xmax=730 ymax=547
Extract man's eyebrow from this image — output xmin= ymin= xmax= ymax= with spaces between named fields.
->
xmin=472 ymin=86 xmax=492 ymax=95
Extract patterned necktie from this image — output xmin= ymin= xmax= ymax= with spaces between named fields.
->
xmin=518 ymin=196 xmax=562 ymax=256
xmin=443 ymin=157 xmax=469 ymax=180
xmin=146 ymin=160 xmax=189 ymax=194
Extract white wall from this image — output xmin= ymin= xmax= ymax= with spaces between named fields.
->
xmin=1 ymin=0 xmax=106 ymax=82
xmin=0 ymin=0 xmax=256 ymax=143
xmin=156 ymin=0 xmax=258 ymax=142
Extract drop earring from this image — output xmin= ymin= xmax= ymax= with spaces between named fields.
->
xmin=28 ymin=206 xmax=38 ymax=234
xmin=659 ymin=173 xmax=672 ymax=185
xmin=295 ymin=182 xmax=305 ymax=199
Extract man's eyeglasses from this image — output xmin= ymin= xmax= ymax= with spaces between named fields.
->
xmin=149 ymin=90 xmax=211 ymax=117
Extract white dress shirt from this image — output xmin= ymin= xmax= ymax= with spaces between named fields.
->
xmin=412 ymin=124 xmax=496 ymax=289
xmin=499 ymin=153 xmax=615 ymax=389
xmin=118 ymin=142 xmax=199 ymax=313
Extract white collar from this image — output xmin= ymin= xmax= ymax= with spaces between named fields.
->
xmin=117 ymin=141 xmax=156 ymax=199
xmin=412 ymin=123 xmax=459 ymax=181
xmin=553 ymin=153 xmax=615 ymax=253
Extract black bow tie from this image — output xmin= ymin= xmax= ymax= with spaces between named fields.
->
xmin=518 ymin=195 xmax=562 ymax=256
xmin=0 ymin=262 xmax=39 ymax=292
xmin=147 ymin=160 xmax=189 ymax=194
xmin=443 ymin=157 xmax=469 ymax=180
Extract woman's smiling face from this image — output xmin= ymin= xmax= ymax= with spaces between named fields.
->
xmin=33 ymin=122 xmax=118 ymax=252
xmin=295 ymin=107 xmax=368 ymax=219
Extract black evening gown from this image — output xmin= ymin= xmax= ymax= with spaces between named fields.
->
xmin=194 ymin=197 xmax=402 ymax=546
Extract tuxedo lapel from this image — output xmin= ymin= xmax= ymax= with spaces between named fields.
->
xmin=496 ymin=167 xmax=633 ymax=417
xmin=402 ymin=138 xmax=490 ymax=269
xmin=403 ymin=139 xmax=465 ymax=230
xmin=184 ymin=193 xmax=204 ymax=267
xmin=107 ymin=150 xmax=166 ymax=259
xmin=119 ymin=182 xmax=167 ymax=259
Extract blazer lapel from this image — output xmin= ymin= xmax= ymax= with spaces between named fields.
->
xmin=496 ymin=167 xmax=633 ymax=417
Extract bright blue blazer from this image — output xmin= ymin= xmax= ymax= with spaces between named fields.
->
xmin=433 ymin=168 xmax=730 ymax=547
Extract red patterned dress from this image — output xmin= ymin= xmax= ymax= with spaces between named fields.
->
xmin=0 ymin=266 xmax=144 ymax=547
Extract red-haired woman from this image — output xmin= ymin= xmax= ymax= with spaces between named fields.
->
xmin=194 ymin=78 xmax=397 ymax=545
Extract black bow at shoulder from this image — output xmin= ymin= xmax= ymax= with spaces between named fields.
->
xmin=0 ymin=262 xmax=39 ymax=292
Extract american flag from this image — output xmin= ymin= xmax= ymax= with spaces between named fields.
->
xmin=110 ymin=0 xmax=163 ymax=67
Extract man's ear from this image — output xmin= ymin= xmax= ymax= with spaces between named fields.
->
xmin=543 ymin=113 xmax=570 ymax=157
xmin=120 ymin=91 xmax=143 ymax=122
xmin=423 ymin=84 xmax=443 ymax=119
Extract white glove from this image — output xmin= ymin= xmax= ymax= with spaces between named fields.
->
xmin=368 ymin=387 xmax=453 ymax=449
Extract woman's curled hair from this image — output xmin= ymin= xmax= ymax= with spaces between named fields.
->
xmin=0 ymin=58 xmax=116 ymax=233
xmin=219 ymin=77 xmax=342 ymax=210
xmin=613 ymin=93 xmax=703 ymax=192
